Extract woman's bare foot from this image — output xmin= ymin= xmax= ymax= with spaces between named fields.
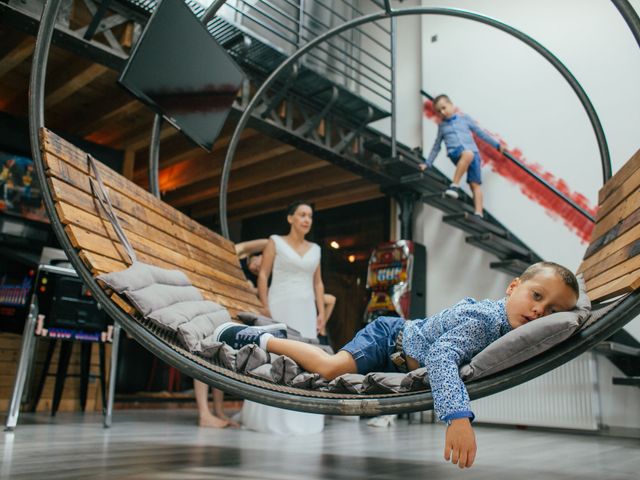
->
xmin=198 ymin=412 xmax=230 ymax=428
xmin=215 ymin=411 xmax=240 ymax=428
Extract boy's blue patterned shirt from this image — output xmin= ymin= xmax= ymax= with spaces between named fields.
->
xmin=425 ymin=113 xmax=500 ymax=166
xmin=402 ymin=297 xmax=512 ymax=422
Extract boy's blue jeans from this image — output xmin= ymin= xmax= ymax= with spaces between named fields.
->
xmin=340 ymin=316 xmax=405 ymax=374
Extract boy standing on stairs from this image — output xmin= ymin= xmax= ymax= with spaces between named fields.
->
xmin=420 ymin=94 xmax=503 ymax=217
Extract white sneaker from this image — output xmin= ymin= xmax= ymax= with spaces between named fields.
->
xmin=444 ymin=186 xmax=461 ymax=199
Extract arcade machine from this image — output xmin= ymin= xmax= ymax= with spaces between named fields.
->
xmin=364 ymin=240 xmax=426 ymax=323
xmin=4 ymin=249 xmax=114 ymax=431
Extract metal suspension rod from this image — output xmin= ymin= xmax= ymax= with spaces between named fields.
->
xmin=219 ymin=6 xmax=611 ymax=237
xmin=390 ymin=15 xmax=397 ymax=159
xmin=611 ymin=0 xmax=640 ymax=53
xmin=201 ymin=0 xmax=228 ymax=25
xmin=148 ymin=113 xmax=161 ymax=198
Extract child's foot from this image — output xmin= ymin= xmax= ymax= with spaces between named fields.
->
xmin=198 ymin=413 xmax=230 ymax=428
xmin=444 ymin=185 xmax=462 ymax=199
xmin=473 ymin=211 xmax=484 ymax=219
xmin=213 ymin=322 xmax=287 ymax=349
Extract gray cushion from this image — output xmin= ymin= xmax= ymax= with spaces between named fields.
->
xmin=126 ymin=284 xmax=203 ymax=316
xmin=97 ymin=262 xmax=231 ymax=353
xmin=177 ymin=309 xmax=231 ymax=352
xmin=459 ymin=274 xmax=591 ymax=381
xmin=98 ymin=262 xmax=191 ymax=293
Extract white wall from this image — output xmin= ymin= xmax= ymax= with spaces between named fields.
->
xmin=384 ymin=0 xmax=640 ymax=431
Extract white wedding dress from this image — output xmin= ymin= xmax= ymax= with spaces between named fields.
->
xmin=240 ymin=234 xmax=325 ymax=434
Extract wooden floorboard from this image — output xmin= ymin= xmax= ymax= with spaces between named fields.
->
xmin=2 ymin=409 xmax=640 ymax=479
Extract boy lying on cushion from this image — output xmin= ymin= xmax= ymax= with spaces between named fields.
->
xmin=214 ymin=261 xmax=579 ymax=469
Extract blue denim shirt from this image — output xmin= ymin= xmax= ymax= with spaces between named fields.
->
xmin=402 ymin=297 xmax=511 ymax=422
xmin=425 ymin=114 xmax=500 ymax=167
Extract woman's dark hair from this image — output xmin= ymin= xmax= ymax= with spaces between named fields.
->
xmin=287 ymin=200 xmax=313 ymax=216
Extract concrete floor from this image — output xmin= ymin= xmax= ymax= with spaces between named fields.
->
xmin=2 ymin=409 xmax=639 ymax=479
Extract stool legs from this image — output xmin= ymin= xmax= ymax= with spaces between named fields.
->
xmin=79 ymin=342 xmax=92 ymax=412
xmin=104 ymin=322 xmax=121 ymax=428
xmin=4 ymin=299 xmax=39 ymax=431
xmin=51 ymin=342 xmax=73 ymax=416
xmin=31 ymin=339 xmax=57 ymax=412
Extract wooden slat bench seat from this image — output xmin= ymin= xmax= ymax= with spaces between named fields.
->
xmin=40 ymin=128 xmax=263 ymax=318
xmin=579 ymin=149 xmax=640 ymax=302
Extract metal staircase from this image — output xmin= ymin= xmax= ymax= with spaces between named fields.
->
xmin=594 ymin=330 xmax=640 ymax=388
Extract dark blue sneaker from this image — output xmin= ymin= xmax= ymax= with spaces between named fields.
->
xmin=213 ymin=322 xmax=287 ymax=350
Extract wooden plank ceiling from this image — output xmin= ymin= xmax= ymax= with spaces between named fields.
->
xmin=0 ymin=22 xmax=383 ymax=226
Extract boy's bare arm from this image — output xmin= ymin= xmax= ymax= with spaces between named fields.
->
xmin=444 ymin=418 xmax=477 ymax=469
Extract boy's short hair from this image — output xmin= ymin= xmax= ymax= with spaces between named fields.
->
xmin=433 ymin=94 xmax=451 ymax=106
xmin=520 ymin=261 xmax=579 ymax=298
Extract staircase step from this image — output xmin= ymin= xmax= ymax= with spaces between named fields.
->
xmin=422 ymin=193 xmax=472 ymax=215
xmin=466 ymin=233 xmax=533 ymax=259
xmin=612 ymin=376 xmax=640 ymax=387
xmin=594 ymin=341 xmax=640 ymax=358
xmin=490 ymin=258 xmax=531 ymax=276
xmin=444 ymin=213 xmax=509 ymax=237
xmin=400 ymin=172 xmax=449 ymax=194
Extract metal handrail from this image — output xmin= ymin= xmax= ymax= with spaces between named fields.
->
xmin=420 ymin=90 xmax=596 ymax=223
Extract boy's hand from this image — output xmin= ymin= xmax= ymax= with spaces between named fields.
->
xmin=444 ymin=418 xmax=477 ymax=469
xmin=419 ymin=163 xmax=428 ymax=172
xmin=497 ymin=144 xmax=505 ymax=154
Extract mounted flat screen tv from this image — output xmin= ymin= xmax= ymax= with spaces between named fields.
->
xmin=118 ymin=0 xmax=245 ymax=151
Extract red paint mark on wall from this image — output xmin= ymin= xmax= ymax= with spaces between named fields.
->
xmin=423 ymin=100 xmax=597 ymax=243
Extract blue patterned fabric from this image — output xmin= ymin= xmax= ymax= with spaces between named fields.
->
xmin=402 ymin=297 xmax=512 ymax=422
xmin=425 ymin=113 xmax=500 ymax=167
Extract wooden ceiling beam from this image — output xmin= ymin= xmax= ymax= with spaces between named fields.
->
xmin=164 ymin=150 xmax=328 ymax=207
xmin=0 ymin=37 xmax=34 ymax=79
xmin=189 ymin=166 xmax=361 ymax=219
xmin=45 ymin=63 xmax=110 ymax=108
xmin=122 ymin=123 xmax=179 ymax=152
xmin=77 ymin=99 xmax=145 ymax=137
xmin=133 ymin=128 xmax=265 ymax=184
xmin=222 ymin=179 xmax=381 ymax=222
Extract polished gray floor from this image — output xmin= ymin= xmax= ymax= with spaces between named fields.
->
xmin=1 ymin=409 xmax=639 ymax=479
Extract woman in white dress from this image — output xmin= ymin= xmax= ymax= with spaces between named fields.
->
xmin=240 ymin=201 xmax=326 ymax=434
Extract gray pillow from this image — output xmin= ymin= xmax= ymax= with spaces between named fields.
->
xmin=98 ymin=262 xmax=191 ymax=293
xmin=177 ymin=309 xmax=231 ymax=352
xmin=460 ymin=274 xmax=591 ymax=381
xmin=97 ymin=262 xmax=231 ymax=353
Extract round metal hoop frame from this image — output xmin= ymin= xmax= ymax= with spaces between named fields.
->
xmin=27 ymin=0 xmax=640 ymax=415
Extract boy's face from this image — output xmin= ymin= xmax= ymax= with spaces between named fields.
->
xmin=434 ymin=99 xmax=455 ymax=120
xmin=505 ymin=270 xmax=578 ymax=329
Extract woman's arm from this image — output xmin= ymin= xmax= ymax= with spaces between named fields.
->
xmin=257 ymin=238 xmax=275 ymax=315
xmin=235 ymin=238 xmax=268 ymax=259
xmin=313 ymin=263 xmax=326 ymax=334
